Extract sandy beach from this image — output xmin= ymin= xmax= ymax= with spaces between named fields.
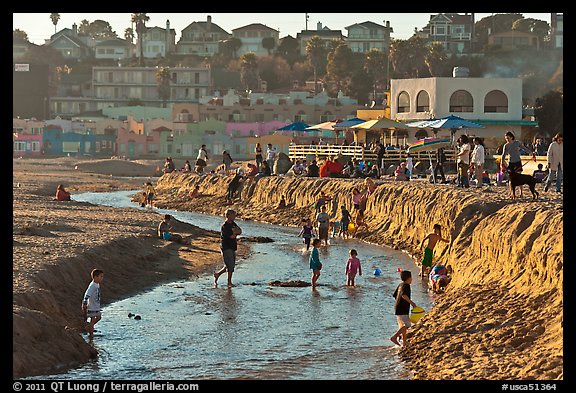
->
xmin=13 ymin=156 xmax=563 ymax=380
xmin=12 ymin=157 xmax=249 ymax=378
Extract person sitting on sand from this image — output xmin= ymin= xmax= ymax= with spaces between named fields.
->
xmin=182 ymin=160 xmax=192 ymax=173
xmin=55 ymin=184 xmax=71 ymax=201
xmin=532 ymin=163 xmax=548 ymax=183
xmin=394 ymin=162 xmax=408 ymax=181
xmin=189 ymin=185 xmax=200 ymax=199
xmin=163 ymin=157 xmax=175 ymax=174
xmin=157 ymin=214 xmax=188 ymax=244
xmin=276 ymin=195 xmax=287 ymax=209
xmin=246 ymin=163 xmax=259 ymax=177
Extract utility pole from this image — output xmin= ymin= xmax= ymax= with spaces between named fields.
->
xmin=305 ymin=13 xmax=309 ymax=30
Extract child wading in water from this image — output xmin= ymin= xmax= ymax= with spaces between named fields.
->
xmin=390 ymin=270 xmax=418 ymax=347
xmin=309 ymin=238 xmax=323 ymax=288
xmin=419 ymin=223 xmax=449 ymax=278
xmin=82 ymin=268 xmax=104 ymax=338
xmin=298 ymin=218 xmax=315 ymax=251
xmin=345 ymin=249 xmax=362 ymax=286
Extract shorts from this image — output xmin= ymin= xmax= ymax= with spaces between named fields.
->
xmin=222 ymin=248 xmax=236 ymax=272
xmin=396 ymin=314 xmax=412 ymax=328
xmin=421 ymin=247 xmax=433 ymax=267
xmin=341 ymin=221 xmax=350 ymax=231
xmin=318 ymin=227 xmax=328 ymax=240
xmin=86 ymin=310 xmax=101 ymax=319
xmin=162 ymin=232 xmax=172 ymax=240
xmin=507 ymin=161 xmax=522 ymax=173
xmin=195 ymin=159 xmax=206 ymax=167
xmin=147 ymin=194 xmax=154 ymax=202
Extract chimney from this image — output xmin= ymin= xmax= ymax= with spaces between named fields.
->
xmin=207 ymin=15 xmax=212 ymax=31
xmin=166 ymin=20 xmax=170 ymax=56
xmin=72 ymin=23 xmax=77 ymax=36
xmin=317 ymin=22 xmax=322 ymax=30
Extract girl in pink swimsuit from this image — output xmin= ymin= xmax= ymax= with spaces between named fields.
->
xmin=345 ymin=249 xmax=362 ymax=286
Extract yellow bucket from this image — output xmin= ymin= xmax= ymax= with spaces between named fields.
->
xmin=409 ymin=306 xmax=426 ymax=323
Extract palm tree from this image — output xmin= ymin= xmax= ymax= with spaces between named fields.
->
xmin=131 ymin=13 xmax=149 ymax=66
xmin=50 ymin=13 xmax=60 ymax=34
xmin=305 ymin=36 xmax=325 ymax=96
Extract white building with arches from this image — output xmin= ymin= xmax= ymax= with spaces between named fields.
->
xmin=391 ymin=75 xmax=536 ymax=149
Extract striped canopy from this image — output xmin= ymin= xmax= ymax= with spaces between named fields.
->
xmin=407 ymin=137 xmax=451 ymax=153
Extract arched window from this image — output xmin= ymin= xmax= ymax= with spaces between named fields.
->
xmin=416 ymin=91 xmax=430 ymax=113
xmin=397 ymin=91 xmax=410 ymax=113
xmin=484 ymin=90 xmax=508 ymax=113
xmin=449 ymin=90 xmax=474 ymax=112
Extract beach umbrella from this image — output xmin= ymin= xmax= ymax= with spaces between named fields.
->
xmin=305 ymin=120 xmax=343 ymax=143
xmin=277 ymin=121 xmax=311 ymax=132
xmin=424 ymin=115 xmax=485 ymax=130
xmin=354 ymin=118 xmax=409 ymax=130
xmin=355 ymin=117 xmax=409 ymax=145
xmin=305 ymin=120 xmax=342 ymax=131
xmin=332 ymin=117 xmax=366 ymax=143
xmin=333 ymin=117 xmax=367 ymax=129
xmin=407 ymin=137 xmax=452 ymax=184
xmin=419 ymin=115 xmax=485 ymax=147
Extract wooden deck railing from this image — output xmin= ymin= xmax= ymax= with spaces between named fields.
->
xmin=288 ymin=144 xmax=456 ymax=164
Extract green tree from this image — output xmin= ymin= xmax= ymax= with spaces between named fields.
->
xmin=390 ymin=36 xmax=429 ymax=78
xmin=131 ymin=13 xmax=150 ymax=66
xmin=512 ymin=18 xmax=550 ymax=45
xmin=155 ymin=66 xmax=172 ymax=107
xmin=257 ymin=55 xmax=291 ymax=91
xmin=305 ymin=36 xmax=326 ymax=95
xmin=239 ymin=52 xmax=259 ymax=91
xmin=124 ymin=27 xmax=135 ymax=44
xmin=20 ymin=45 xmax=66 ymax=97
xmin=78 ymin=20 xmax=117 ymax=39
xmin=277 ymin=35 xmax=300 ymax=67
xmin=364 ymin=49 xmax=387 ymax=99
xmin=325 ymin=41 xmax=354 ymax=95
xmin=425 ymin=42 xmax=448 ymax=77
xmin=348 ymin=68 xmax=373 ymax=105
xmin=50 ymin=13 xmax=60 ymax=34
xmin=13 ymin=29 xmax=29 ymax=41
xmin=474 ymin=13 xmax=524 ymax=49
xmin=534 ymin=90 xmax=563 ymax=135
xmin=262 ymin=37 xmax=276 ymax=55
xmin=220 ymin=37 xmax=242 ymax=60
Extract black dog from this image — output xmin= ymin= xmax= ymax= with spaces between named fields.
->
xmin=507 ymin=170 xmax=539 ymax=200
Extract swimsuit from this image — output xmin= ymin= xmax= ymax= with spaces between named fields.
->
xmin=422 ymin=247 xmax=433 ymax=267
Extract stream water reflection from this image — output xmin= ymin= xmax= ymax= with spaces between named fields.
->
xmin=39 ymin=190 xmax=434 ymax=380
